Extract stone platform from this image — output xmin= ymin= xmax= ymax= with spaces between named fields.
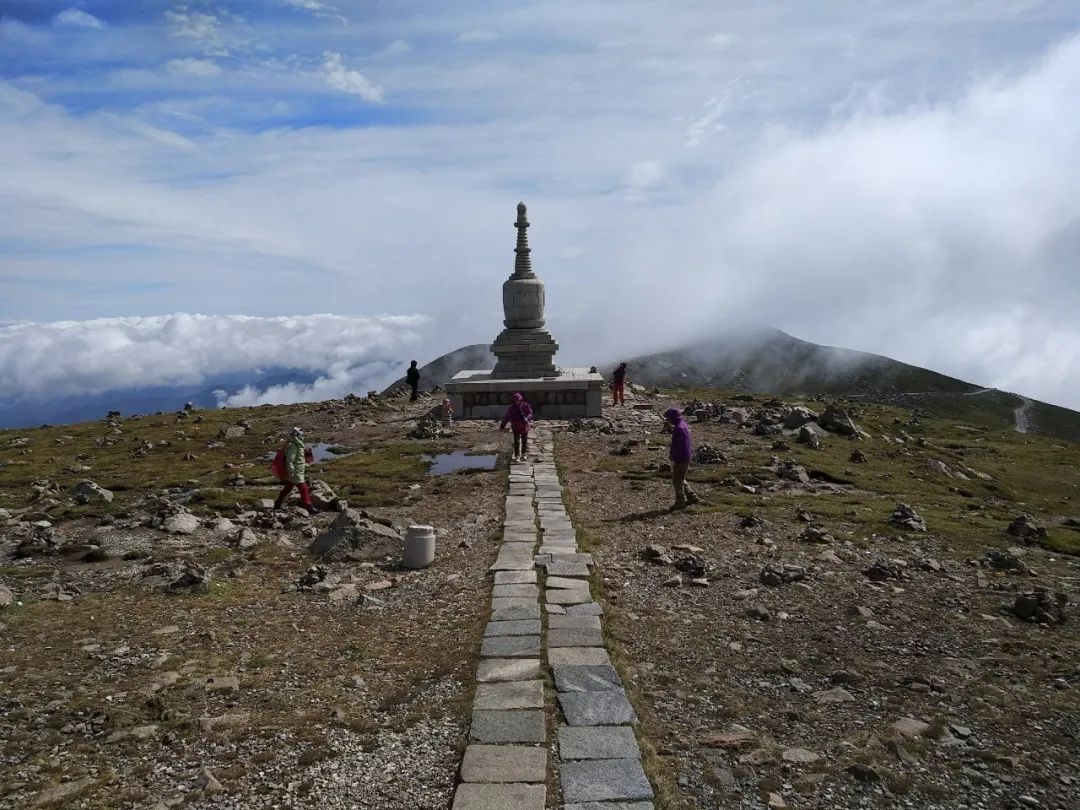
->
xmin=446 ymin=368 xmax=604 ymax=420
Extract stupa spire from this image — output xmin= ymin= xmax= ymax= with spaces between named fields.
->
xmin=513 ymin=201 xmax=533 ymax=277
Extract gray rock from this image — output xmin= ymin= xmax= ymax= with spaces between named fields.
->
xmin=234 ymin=528 xmax=259 ymax=549
xmin=566 ymin=602 xmax=603 ymax=617
xmin=162 ymin=512 xmax=199 ymax=534
xmin=549 ymin=647 xmax=612 ymax=667
xmin=548 ymin=628 xmax=604 ymax=647
xmin=559 ymin=725 xmax=641 ymax=760
xmin=72 ymin=480 xmax=113 ymax=504
xmin=308 ymin=509 xmax=402 ymax=560
xmin=484 ymin=620 xmax=542 ymax=637
xmin=548 ymin=614 xmax=602 ymax=630
xmin=0 ymin=584 xmax=15 ymax=607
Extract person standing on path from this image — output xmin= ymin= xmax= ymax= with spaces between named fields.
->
xmin=664 ymin=407 xmax=699 ymax=509
xmin=611 ymin=362 xmax=628 ymax=405
xmin=274 ymin=427 xmax=317 ymax=514
xmin=500 ymin=392 xmax=534 ymax=462
xmin=406 ymin=360 xmax=421 ymax=401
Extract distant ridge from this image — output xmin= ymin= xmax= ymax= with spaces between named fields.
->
xmin=380 ymin=344 xmax=495 ymax=396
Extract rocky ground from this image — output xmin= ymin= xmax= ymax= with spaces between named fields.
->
xmin=0 ymin=392 xmax=510 ymax=809
xmin=3 ymin=387 xmax=1078 ymax=810
xmin=556 ymin=393 xmax=1080 ymax=809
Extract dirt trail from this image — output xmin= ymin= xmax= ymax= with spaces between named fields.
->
xmin=1014 ymin=396 xmax=1033 ymax=433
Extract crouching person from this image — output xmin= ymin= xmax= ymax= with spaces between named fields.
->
xmin=275 ymin=427 xmax=317 ymax=515
xmin=664 ymin=408 xmax=699 ymax=510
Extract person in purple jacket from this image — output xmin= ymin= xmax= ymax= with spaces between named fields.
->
xmin=664 ymin=407 xmax=699 ymax=509
xmin=500 ymin=392 xmax=534 ymax=461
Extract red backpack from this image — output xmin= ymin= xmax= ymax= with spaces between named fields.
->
xmin=271 ymin=449 xmax=287 ymax=480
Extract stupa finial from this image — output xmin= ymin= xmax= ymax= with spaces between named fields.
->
xmin=513 ymin=201 xmax=532 ymax=277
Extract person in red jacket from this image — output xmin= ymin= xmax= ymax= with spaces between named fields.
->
xmin=500 ymin=392 xmax=534 ymax=462
xmin=611 ymin=362 xmax=628 ymax=406
xmin=665 ymin=407 xmax=699 ymax=509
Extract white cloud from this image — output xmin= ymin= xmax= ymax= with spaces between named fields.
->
xmin=381 ymin=40 xmax=412 ymax=56
xmin=165 ymin=8 xmax=228 ymax=55
xmin=621 ymin=161 xmax=664 ymax=202
xmin=0 ymin=314 xmax=428 ymax=401
xmin=706 ymin=32 xmax=734 ymax=49
xmin=321 ymin=51 xmax=384 ymax=103
xmin=285 ymin=0 xmax=348 ymax=25
xmin=166 ymin=58 xmax=222 ymax=78
xmin=457 ymin=30 xmax=498 ymax=43
xmin=52 ymin=9 xmax=105 ymax=30
xmin=686 ymin=96 xmax=725 ymax=147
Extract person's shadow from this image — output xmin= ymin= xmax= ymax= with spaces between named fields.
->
xmin=607 ymin=508 xmax=670 ymax=523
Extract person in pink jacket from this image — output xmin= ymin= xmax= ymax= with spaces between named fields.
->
xmin=500 ymin=392 xmax=534 ymax=462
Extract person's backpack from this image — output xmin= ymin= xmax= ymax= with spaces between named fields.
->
xmin=271 ymin=449 xmax=287 ymax=481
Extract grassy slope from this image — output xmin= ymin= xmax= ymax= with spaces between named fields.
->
xmin=660 ymin=386 xmax=1080 ymax=556
xmin=612 ymin=328 xmax=1080 ymax=443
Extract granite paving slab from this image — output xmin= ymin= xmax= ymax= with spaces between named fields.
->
xmin=470 ymin=710 xmax=546 ymax=744
xmin=548 ymin=628 xmax=604 ymax=647
xmin=545 ymin=561 xmax=592 ymax=578
xmin=475 ymin=679 xmax=545 ymax=710
xmin=452 ymin=783 xmax=546 ymax=810
xmin=547 ymin=576 xmax=592 ymax=590
xmin=491 ymin=597 xmax=539 ymax=612
xmin=548 ymin=647 xmax=612 ymax=667
xmin=490 ymin=603 xmax=541 ymax=621
xmin=494 ymin=570 xmax=537 ymax=585
xmin=558 ymin=725 xmax=641 ymax=760
xmin=480 ymin=635 xmax=541 ymax=658
xmin=559 ymin=690 xmax=638 ymax=726
xmin=546 ymin=589 xmax=594 ymax=605
xmin=561 ymin=759 xmax=653 ymax=804
xmin=563 ymin=801 xmax=654 ymax=810
xmin=548 ymin=614 xmax=602 ymax=630
xmin=484 ymin=620 xmax=542 ymax=637
xmin=490 ymin=558 xmax=535 ymax=572
xmin=565 ymin=602 xmax=603 ymax=617
xmin=493 ymin=584 xmax=540 ymax=599
xmin=552 ymin=664 xmax=623 ymax=693
xmin=476 ymin=658 xmax=541 ymax=683
xmin=460 ymin=744 xmax=547 ymax=783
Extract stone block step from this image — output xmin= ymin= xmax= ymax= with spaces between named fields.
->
xmin=485 ymin=620 xmax=542 ymax=637
xmin=481 ymin=635 xmax=541 ymax=658
xmin=558 ymin=725 xmax=641 ymax=760
xmin=560 ymin=759 xmax=654 ymax=804
xmin=490 ymin=603 xmax=541 ymax=622
xmin=548 ymin=628 xmax=604 ymax=647
xmin=558 ymin=689 xmax=638 ymax=726
xmin=552 ymin=664 xmax=623 ymax=693
xmin=494 ymin=570 xmax=537 ymax=585
xmin=548 ymin=647 xmax=612 ymax=667
xmin=547 ymin=614 xmax=601 ymax=631
xmin=493 ymin=584 xmax=540 ymax=599
xmin=452 ymin=783 xmax=546 ymax=810
xmin=470 ymin=710 xmax=546 ymax=744
xmin=477 ymin=658 xmax=541 ymax=683
xmin=461 ymin=744 xmax=547 ymax=784
xmin=475 ymin=679 xmax=545 ymax=710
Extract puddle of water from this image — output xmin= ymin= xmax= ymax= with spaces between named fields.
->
xmin=426 ymin=450 xmax=499 ymax=476
xmin=263 ymin=443 xmax=353 ymax=463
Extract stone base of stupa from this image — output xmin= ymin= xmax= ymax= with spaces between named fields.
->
xmin=446 ymin=368 xmax=604 ymax=420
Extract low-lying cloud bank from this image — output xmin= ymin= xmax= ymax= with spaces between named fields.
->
xmin=0 ymin=313 xmax=428 ymax=404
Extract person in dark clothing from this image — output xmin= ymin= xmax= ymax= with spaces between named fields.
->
xmin=664 ymin=408 xmax=699 ymax=509
xmin=611 ymin=362 xmax=628 ymax=405
xmin=406 ymin=360 xmax=420 ymax=401
xmin=500 ymin=392 xmax=534 ymax=462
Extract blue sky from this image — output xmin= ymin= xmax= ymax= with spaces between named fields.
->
xmin=1 ymin=1 xmax=1080 ymax=408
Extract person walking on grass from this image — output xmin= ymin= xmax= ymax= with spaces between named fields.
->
xmin=664 ymin=407 xmax=699 ymax=510
xmin=406 ymin=360 xmax=421 ymax=401
xmin=274 ymin=427 xmax=317 ymax=515
xmin=611 ymin=362 xmax=628 ymax=406
xmin=500 ymin=392 xmax=534 ymax=462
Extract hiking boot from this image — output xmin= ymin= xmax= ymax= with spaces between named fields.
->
xmin=304 ymin=505 xmax=318 ymax=516
xmin=686 ymin=491 xmax=700 ymax=505
xmin=670 ymin=500 xmax=688 ymax=511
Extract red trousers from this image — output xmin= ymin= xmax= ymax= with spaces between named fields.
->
xmin=611 ymin=383 xmax=625 ymax=405
xmin=276 ymin=481 xmax=312 ymax=507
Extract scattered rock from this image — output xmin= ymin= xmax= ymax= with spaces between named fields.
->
xmin=204 ymin=675 xmax=239 ymax=693
xmin=799 ymin=524 xmax=834 ymax=544
xmin=308 ymin=509 xmax=403 ymax=561
xmin=33 ymin=778 xmax=95 ymax=807
xmin=700 ymin=726 xmax=755 ymax=749
xmin=169 ymin=563 xmax=208 ymax=591
xmin=1006 ymin=515 xmax=1047 ymax=545
xmin=846 ymin=763 xmax=880 ymax=783
xmin=813 ymin=687 xmax=855 ymax=704
xmin=1013 ymin=590 xmax=1068 ymax=626
xmin=162 ymin=511 xmax=200 ymax=535
xmin=797 ymin=424 xmax=825 ymax=448
xmin=663 ymin=574 xmax=683 ymax=587
xmin=42 ymin=583 xmax=80 ymax=601
xmin=983 ymin=549 xmax=1030 ymax=575
xmin=0 ymin=584 xmax=14 ymax=607
xmin=760 ymin=564 xmax=806 ymax=586
xmin=643 ymin=544 xmax=674 ymax=565
xmin=889 ymin=503 xmax=927 ymax=532
xmin=740 ymin=514 xmax=765 ymax=530
xmin=219 ymin=426 xmax=246 ymax=439
xmin=849 ymin=448 xmax=867 ymax=463
xmin=891 ymin=717 xmax=931 ymax=739
xmin=309 ymin=479 xmax=347 ymax=512
xmin=234 ymin=528 xmax=259 ymax=549
xmin=782 ymin=747 xmax=821 ymax=765
xmin=746 ymin=604 xmax=771 ymax=622
xmin=819 ymin=405 xmax=865 ymax=437
xmin=777 ymin=461 xmax=810 ymax=484
xmin=694 ymin=444 xmax=728 ymax=465
xmin=863 ymin=559 xmax=905 ymax=582
xmin=72 ymin=479 xmax=113 ymax=504
xmin=782 ymin=406 xmax=819 ymax=430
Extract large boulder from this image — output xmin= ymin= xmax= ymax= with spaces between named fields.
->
xmin=783 ymin=406 xmax=819 ymax=430
xmin=308 ymin=479 xmax=347 ymax=512
xmin=308 ymin=509 xmax=402 ymax=561
xmin=162 ymin=512 xmax=200 ymax=535
xmin=72 ymin=480 xmax=113 ymax=505
xmin=889 ymin=503 xmax=927 ymax=532
xmin=1013 ymin=590 xmax=1068 ymax=625
xmin=819 ymin=406 xmax=865 ymax=437
xmin=1006 ymin=515 xmax=1047 ymax=545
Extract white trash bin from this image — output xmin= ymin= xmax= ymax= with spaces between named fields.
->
xmin=403 ymin=524 xmax=436 ymax=569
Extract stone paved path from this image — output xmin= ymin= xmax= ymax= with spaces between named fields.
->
xmin=452 ymin=426 xmax=654 ymax=810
